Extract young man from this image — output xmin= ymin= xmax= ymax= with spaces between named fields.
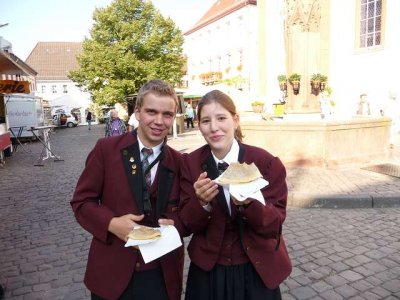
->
xmin=71 ymin=79 xmax=187 ymax=300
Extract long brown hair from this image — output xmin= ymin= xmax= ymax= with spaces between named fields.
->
xmin=197 ymin=90 xmax=244 ymax=142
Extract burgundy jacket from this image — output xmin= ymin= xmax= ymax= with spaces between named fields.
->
xmin=179 ymin=143 xmax=292 ymax=289
xmin=71 ymin=131 xmax=186 ymax=300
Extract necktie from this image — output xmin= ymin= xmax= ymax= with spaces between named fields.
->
xmin=141 ymin=148 xmax=153 ymax=187
xmin=217 ymin=161 xmax=229 ymax=175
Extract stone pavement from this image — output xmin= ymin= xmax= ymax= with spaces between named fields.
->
xmin=0 ymin=125 xmax=399 ymax=299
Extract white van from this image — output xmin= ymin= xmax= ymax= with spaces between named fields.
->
xmin=52 ymin=113 xmax=78 ymax=128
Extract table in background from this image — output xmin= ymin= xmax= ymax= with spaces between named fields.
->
xmin=9 ymin=126 xmax=30 ymax=153
xmin=27 ymin=126 xmax=64 ymax=166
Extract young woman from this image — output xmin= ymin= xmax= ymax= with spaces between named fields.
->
xmin=180 ymin=90 xmax=292 ymax=300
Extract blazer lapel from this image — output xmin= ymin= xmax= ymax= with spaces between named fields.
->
xmin=201 ymin=154 xmax=230 ymax=215
xmin=120 ymin=142 xmax=144 ymax=214
xmin=238 ymin=143 xmax=245 ymax=162
xmin=155 ymin=162 xmax=175 ymax=220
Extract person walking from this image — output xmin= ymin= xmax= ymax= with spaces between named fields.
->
xmin=179 ymin=90 xmax=292 ymax=300
xmin=105 ymin=109 xmax=127 ymax=137
xmin=71 ymin=79 xmax=188 ymax=300
xmin=185 ymin=104 xmax=195 ymax=129
xmin=86 ymin=111 xmax=93 ymax=130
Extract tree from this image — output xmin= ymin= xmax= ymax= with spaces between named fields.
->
xmin=69 ymin=0 xmax=186 ymax=105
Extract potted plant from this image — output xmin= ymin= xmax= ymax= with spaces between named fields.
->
xmin=277 ymin=74 xmax=287 ymax=92
xmin=310 ymin=73 xmax=322 ymax=95
xmin=251 ymin=100 xmax=264 ymax=113
xmin=319 ymin=74 xmax=328 ymax=91
xmin=288 ymin=73 xmax=301 ymax=95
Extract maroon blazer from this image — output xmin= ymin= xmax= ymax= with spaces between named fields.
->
xmin=179 ymin=143 xmax=292 ymax=289
xmin=71 ymin=131 xmax=186 ymax=300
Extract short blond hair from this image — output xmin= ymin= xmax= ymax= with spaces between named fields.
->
xmin=136 ymin=79 xmax=178 ymax=110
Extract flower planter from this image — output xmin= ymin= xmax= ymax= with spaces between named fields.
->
xmin=252 ymin=105 xmax=264 ymax=113
xmin=273 ymin=103 xmax=285 ymax=117
xmin=290 ymin=81 xmax=301 ymax=95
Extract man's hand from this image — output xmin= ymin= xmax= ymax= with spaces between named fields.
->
xmin=108 ymin=214 xmax=144 ymax=241
xmin=194 ymin=172 xmax=218 ymax=206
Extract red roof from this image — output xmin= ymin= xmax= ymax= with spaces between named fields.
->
xmin=185 ymin=0 xmax=257 ymax=35
xmin=25 ymin=42 xmax=82 ymax=81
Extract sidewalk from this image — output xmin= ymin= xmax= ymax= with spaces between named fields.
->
xmin=168 ymin=128 xmax=400 ymax=209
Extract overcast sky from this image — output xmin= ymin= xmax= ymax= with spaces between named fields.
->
xmin=0 ymin=0 xmax=215 ymax=60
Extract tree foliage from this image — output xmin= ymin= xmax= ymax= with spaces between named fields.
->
xmin=69 ymin=0 xmax=186 ymax=105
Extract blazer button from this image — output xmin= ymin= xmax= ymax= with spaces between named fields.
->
xmin=255 ymin=261 xmax=260 ymax=265
xmin=246 ymin=246 xmax=251 ymax=251
xmin=136 ymin=262 xmax=141 ymax=268
xmin=208 ymin=216 xmax=212 ymax=219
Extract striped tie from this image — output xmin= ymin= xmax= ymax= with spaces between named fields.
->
xmin=141 ymin=148 xmax=153 ymax=187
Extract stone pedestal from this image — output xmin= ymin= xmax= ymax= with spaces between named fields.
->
xmin=241 ymin=116 xmax=391 ymax=168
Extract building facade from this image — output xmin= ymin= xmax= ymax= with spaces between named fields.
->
xmin=184 ymin=0 xmax=258 ymax=110
xmin=25 ymin=42 xmax=91 ymax=123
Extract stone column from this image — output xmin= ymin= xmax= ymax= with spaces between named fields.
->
xmin=285 ymin=0 xmax=323 ymax=113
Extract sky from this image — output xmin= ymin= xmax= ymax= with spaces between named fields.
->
xmin=0 ymin=0 xmax=215 ymax=60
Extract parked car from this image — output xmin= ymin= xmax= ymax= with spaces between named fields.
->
xmin=52 ymin=113 xmax=78 ymax=128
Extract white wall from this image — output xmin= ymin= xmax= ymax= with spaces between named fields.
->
xmin=184 ymin=4 xmax=258 ymax=102
xmin=35 ymin=79 xmax=92 ymax=124
xmin=329 ymin=0 xmax=400 ymax=117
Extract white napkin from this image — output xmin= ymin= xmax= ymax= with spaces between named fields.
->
xmin=216 ymin=174 xmax=269 ymax=205
xmin=124 ymin=225 xmax=182 ymax=263
xmin=229 ymin=178 xmax=269 ymax=205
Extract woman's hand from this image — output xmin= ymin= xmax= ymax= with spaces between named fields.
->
xmin=194 ymin=172 xmax=219 ymax=206
xmin=108 ymin=214 xmax=144 ymax=241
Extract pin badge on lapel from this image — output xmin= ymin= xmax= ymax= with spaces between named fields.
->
xmin=131 ymin=164 xmax=137 ymax=175
xmin=122 ymin=150 xmax=128 ymax=156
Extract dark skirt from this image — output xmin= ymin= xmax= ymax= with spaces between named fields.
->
xmin=185 ymin=262 xmax=281 ymax=300
xmin=92 ymin=268 xmax=168 ymax=300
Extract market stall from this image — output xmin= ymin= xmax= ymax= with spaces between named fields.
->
xmin=0 ymin=49 xmax=37 ymax=164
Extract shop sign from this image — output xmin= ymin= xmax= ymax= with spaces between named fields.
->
xmin=0 ymin=80 xmax=30 ymax=94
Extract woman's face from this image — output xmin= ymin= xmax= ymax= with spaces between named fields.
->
xmin=198 ymin=102 xmax=239 ymax=159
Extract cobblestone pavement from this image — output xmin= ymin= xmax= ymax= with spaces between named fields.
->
xmin=0 ymin=125 xmax=399 ymax=299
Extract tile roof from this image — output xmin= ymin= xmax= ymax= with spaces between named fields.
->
xmin=25 ymin=42 xmax=82 ymax=80
xmin=0 ymin=50 xmax=37 ymax=77
xmin=184 ymin=0 xmax=257 ymax=35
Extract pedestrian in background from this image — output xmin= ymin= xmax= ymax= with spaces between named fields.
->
xmin=71 ymin=79 xmax=188 ymax=300
xmin=128 ymin=112 xmax=139 ymax=132
xmin=86 ymin=111 xmax=93 ymax=130
xmin=105 ymin=109 xmax=127 ymax=136
xmin=185 ymin=104 xmax=195 ymax=129
xmin=356 ymin=93 xmax=371 ymax=116
xmin=179 ymin=90 xmax=291 ymax=300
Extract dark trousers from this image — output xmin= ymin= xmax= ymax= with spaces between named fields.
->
xmin=92 ymin=268 xmax=168 ymax=300
xmin=186 ymin=117 xmax=194 ymax=128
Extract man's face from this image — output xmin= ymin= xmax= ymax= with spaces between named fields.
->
xmin=135 ymin=93 xmax=176 ymax=147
